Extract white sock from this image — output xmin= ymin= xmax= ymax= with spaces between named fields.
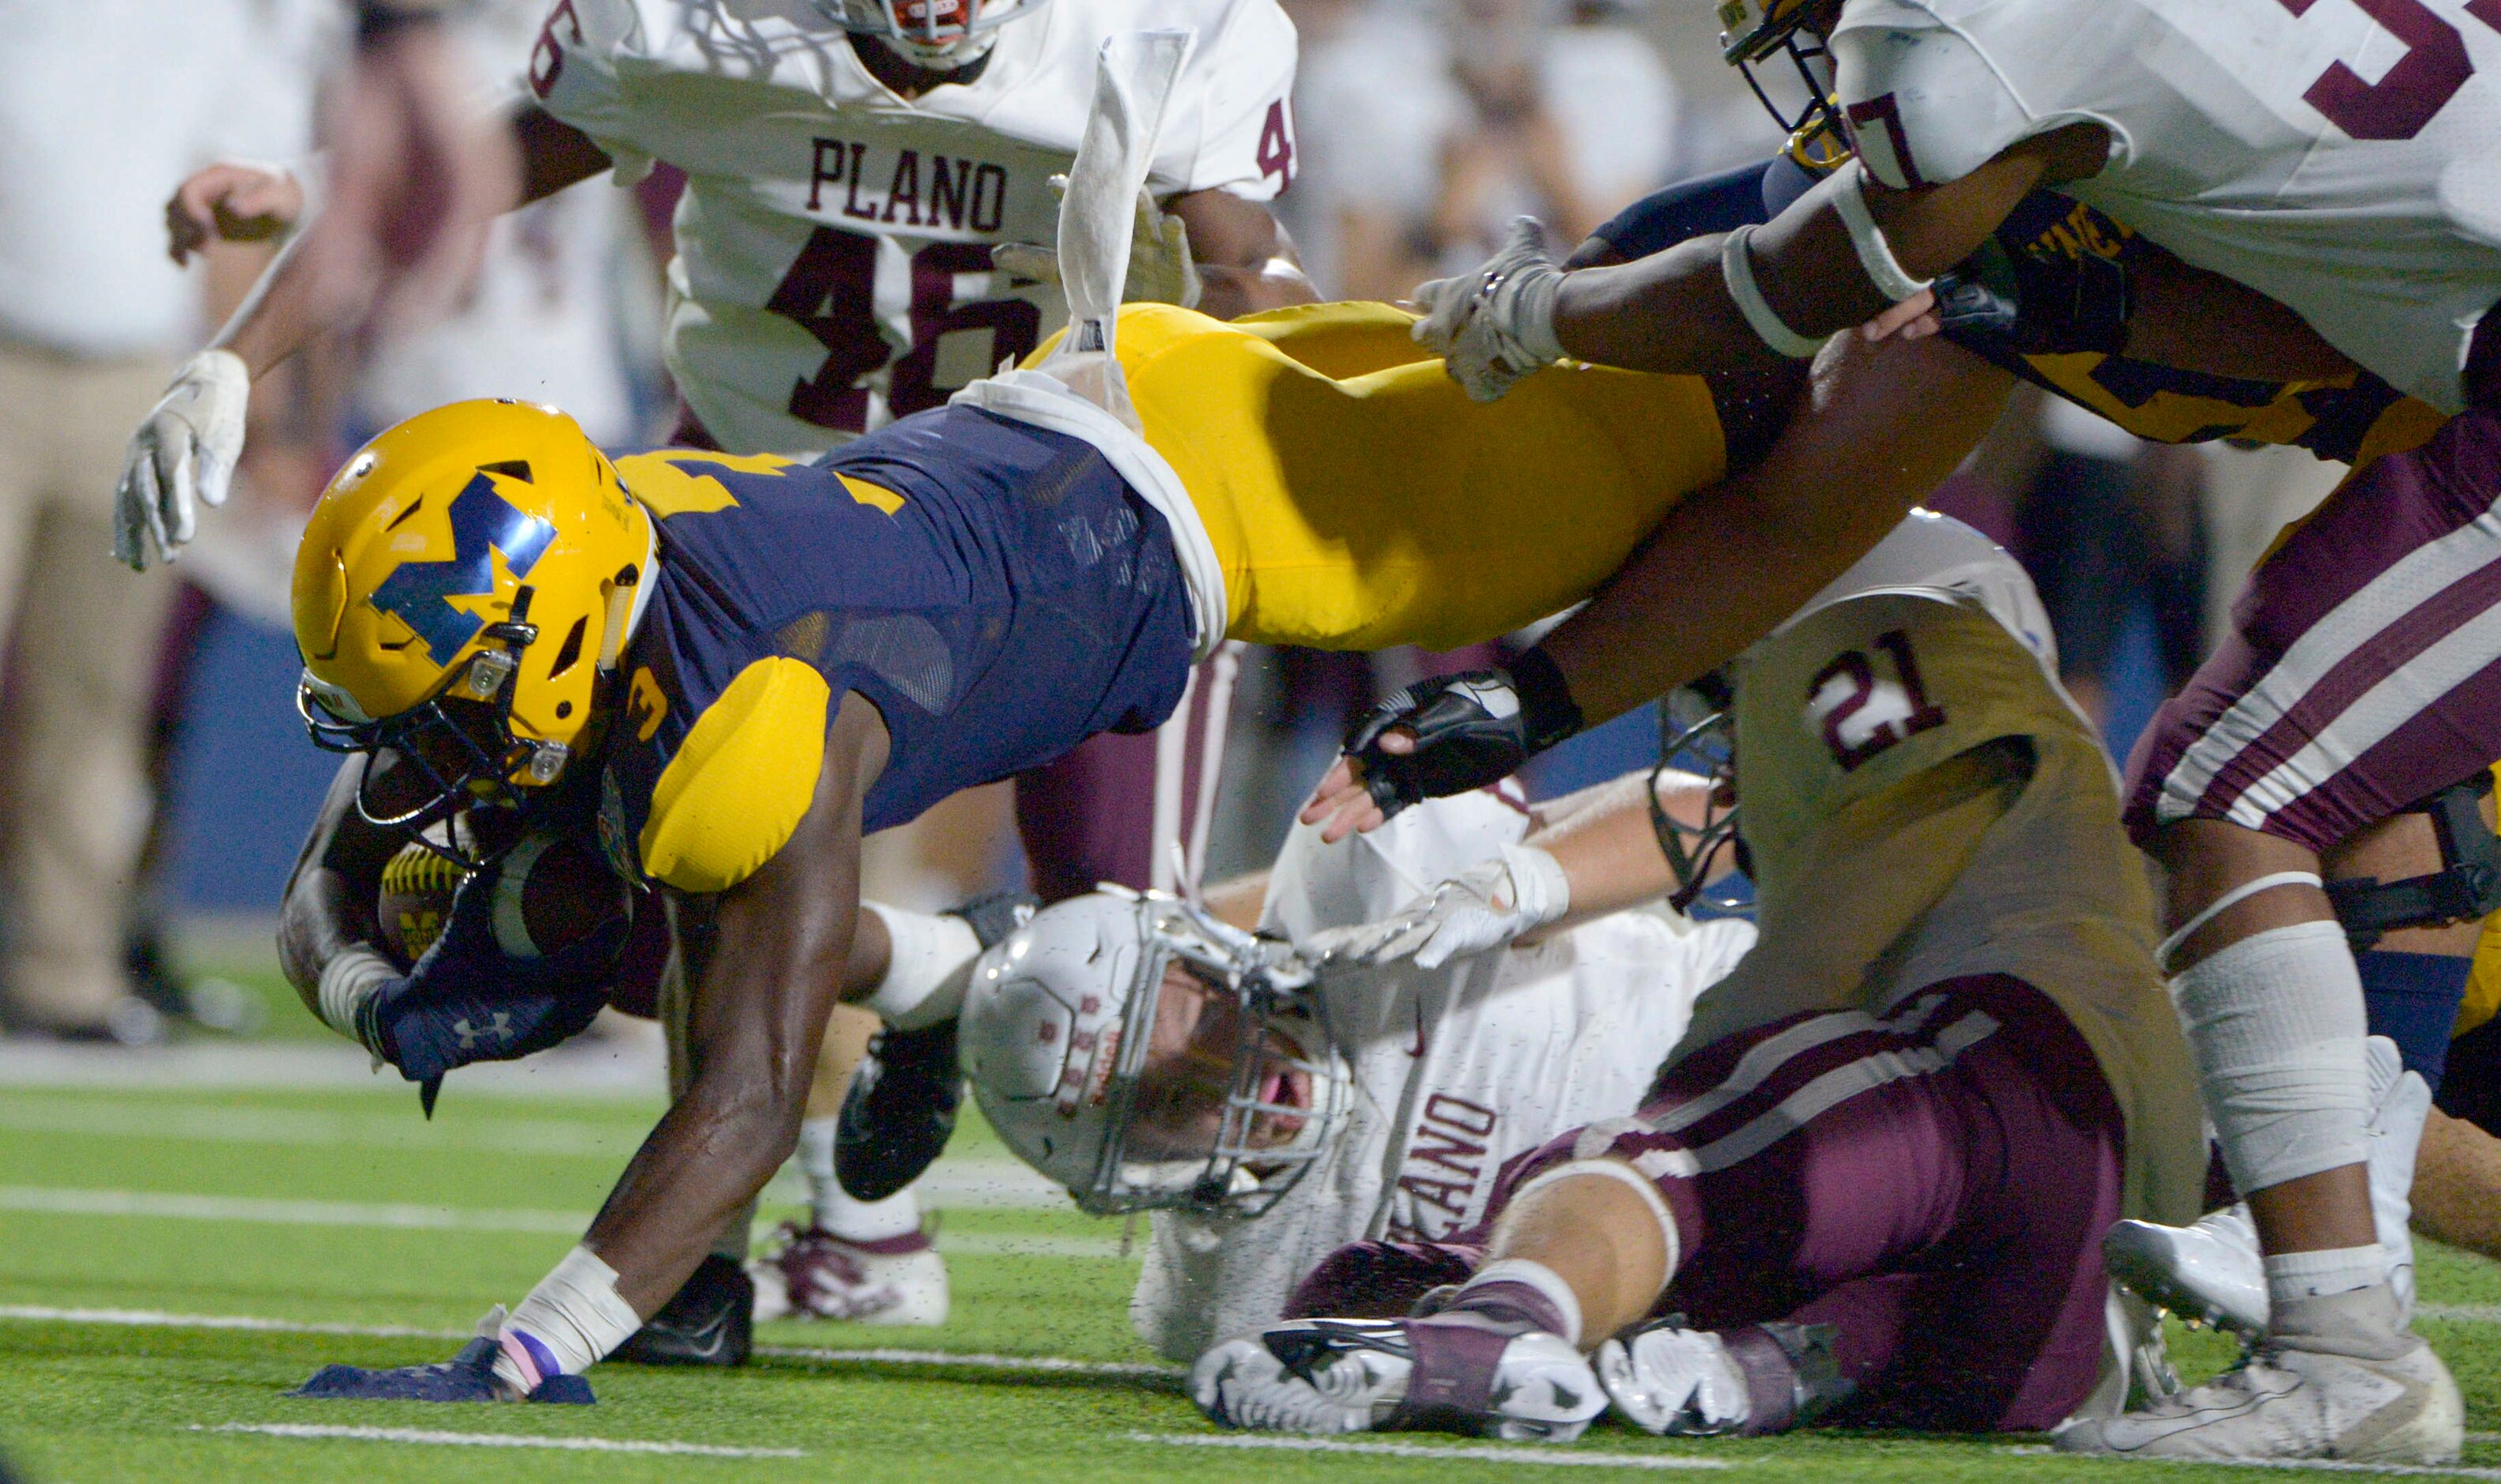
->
xmin=818 ymin=1183 xmax=922 ymax=1243
xmin=798 ymin=1117 xmax=842 ymax=1216
xmin=2266 ymin=1245 xmax=2386 ymax=1308
xmin=862 ymin=903 xmax=982 ymax=1030
xmin=1456 ymin=1257 xmax=1584 ymax=1347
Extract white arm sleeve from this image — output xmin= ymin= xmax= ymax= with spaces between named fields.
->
xmin=1828 ymin=7 xmax=2041 ymax=190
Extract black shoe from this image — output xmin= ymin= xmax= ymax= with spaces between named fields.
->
xmin=610 ymin=1253 xmax=751 ymax=1367
xmin=834 ymin=892 xmax=1032 ymax=1203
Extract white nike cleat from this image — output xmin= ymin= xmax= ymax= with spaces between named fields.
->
xmin=2106 ymin=1035 xmax=2427 ymax=1334
xmin=1594 ymin=1322 xmax=1752 ymax=1435
xmin=2052 ymin=1339 xmax=2461 ymax=1464
xmin=1192 ymin=1316 xmax=1605 ymax=1441
xmin=2104 ymin=1207 xmax=2269 ymax=1336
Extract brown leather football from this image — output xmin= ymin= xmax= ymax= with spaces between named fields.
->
xmin=375 ymin=840 xmax=466 ymax=970
xmin=488 ymin=831 xmax=634 ymax=962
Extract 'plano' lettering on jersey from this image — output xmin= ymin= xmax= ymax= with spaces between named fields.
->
xmin=807 ymin=138 xmax=1009 ymax=233
xmin=1388 ymin=1094 xmax=1501 ymax=1238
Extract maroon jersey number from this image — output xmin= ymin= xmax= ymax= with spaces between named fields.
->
xmin=1809 ymin=628 xmax=1948 ymax=771
xmin=2277 ymin=0 xmax=2499 ymax=141
xmin=765 ymin=232 xmax=1043 ymax=433
xmin=1256 ymin=100 xmax=1295 ymax=190
xmin=530 ymin=0 xmax=582 ymax=99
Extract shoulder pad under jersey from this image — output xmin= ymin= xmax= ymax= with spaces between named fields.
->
xmin=638 ymin=657 xmax=832 ymax=894
xmin=1829 ymin=0 xmax=2039 ymax=189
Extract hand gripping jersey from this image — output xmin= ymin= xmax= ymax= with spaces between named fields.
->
xmin=1684 ymin=512 xmax=2208 ymax=1230
xmin=1126 ymin=793 xmax=1757 ymax=1363
xmin=526 ymin=0 xmax=1296 ymax=454
xmin=1829 ymin=0 xmax=2501 ymax=412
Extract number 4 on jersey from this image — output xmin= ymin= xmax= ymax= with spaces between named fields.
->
xmin=1809 ymin=628 xmax=1947 ymax=770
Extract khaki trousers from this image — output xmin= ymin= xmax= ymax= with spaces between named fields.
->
xmin=0 ymin=339 xmax=176 ymax=1030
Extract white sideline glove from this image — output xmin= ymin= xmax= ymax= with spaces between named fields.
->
xmin=1305 ymin=842 xmax=1570 ymax=970
xmin=1410 ymin=217 xmax=1568 ymax=403
xmin=115 ymin=348 xmax=250 ymax=571
xmin=1595 ymin=1324 xmax=1752 ymax=1437
xmin=992 ymin=180 xmax=1201 ymax=310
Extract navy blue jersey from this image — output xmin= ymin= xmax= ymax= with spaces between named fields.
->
xmin=584 ymin=405 xmax=1194 ymax=888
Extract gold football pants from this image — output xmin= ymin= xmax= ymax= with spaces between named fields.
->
xmin=1107 ymin=302 xmax=1730 ymax=653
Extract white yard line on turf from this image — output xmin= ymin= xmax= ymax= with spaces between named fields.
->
xmin=2419 ymin=1305 xmax=2501 ymax=1324
xmin=1133 ymin=1434 xmax=1732 ymax=1470
xmin=0 ymin=1099 xmax=1066 ymax=1207
xmin=1997 ymin=1445 xmax=2501 ymax=1478
xmin=198 ymin=1422 xmax=801 ymax=1458
xmin=0 ymin=1039 xmax=664 ymax=1095
xmin=0 ymin=1306 xmax=1179 ymax=1380
xmin=0 ymin=1185 xmax=1107 ymax=1250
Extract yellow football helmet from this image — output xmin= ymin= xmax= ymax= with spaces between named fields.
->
xmin=1717 ymin=0 xmax=1843 ymax=156
xmin=292 ymin=399 xmax=654 ymax=850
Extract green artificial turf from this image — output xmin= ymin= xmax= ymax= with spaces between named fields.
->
xmin=7 ymin=1079 xmax=2501 ymax=1482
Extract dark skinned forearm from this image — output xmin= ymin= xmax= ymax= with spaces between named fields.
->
xmin=1539 ymin=333 xmax=2016 ymax=723
xmin=583 ymin=694 xmax=888 ymax=1316
xmin=215 ymin=107 xmax=610 ymax=379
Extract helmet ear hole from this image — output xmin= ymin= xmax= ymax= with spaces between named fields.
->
xmin=546 ymin=616 xmax=589 ymax=680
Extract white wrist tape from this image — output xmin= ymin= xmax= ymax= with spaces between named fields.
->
xmin=316 ymin=945 xmax=400 ymax=1041
xmin=2171 ymin=920 xmax=2372 ymax=1194
xmin=1499 ymin=843 xmax=1571 ymax=928
xmin=1829 ymin=158 xmax=1933 ymax=303
xmin=492 ymin=1245 xmax=642 ymax=1395
xmin=862 ymin=902 xmax=983 ymax=1030
xmin=1719 ymin=225 xmax=1827 ymax=360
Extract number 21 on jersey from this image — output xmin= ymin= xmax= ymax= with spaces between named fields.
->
xmin=1808 ymin=628 xmax=1947 ymax=770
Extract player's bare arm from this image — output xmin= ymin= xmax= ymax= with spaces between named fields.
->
xmin=584 ymin=694 xmax=887 ymax=1316
xmin=203 ymin=106 xmax=610 ymax=382
xmin=1303 ymin=327 xmax=2012 ymax=840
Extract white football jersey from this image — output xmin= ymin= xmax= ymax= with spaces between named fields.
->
xmin=525 ymin=0 xmax=1297 ymax=454
xmin=1127 ymin=793 xmax=1756 ymax=1362
xmin=1829 ymin=0 xmax=2501 ymax=412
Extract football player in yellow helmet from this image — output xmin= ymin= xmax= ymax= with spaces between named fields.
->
xmin=270 ymin=266 xmax=2016 ymax=1401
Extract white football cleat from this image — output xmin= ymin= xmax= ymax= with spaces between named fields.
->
xmin=2105 ymin=1035 xmax=2426 ymax=1334
xmin=2052 ymin=1339 xmax=2461 ymax=1464
xmin=748 ymin=1223 xmax=949 ymax=1326
xmin=1192 ymin=1316 xmax=1605 ymax=1441
xmin=1594 ymin=1321 xmax=1752 ymax=1435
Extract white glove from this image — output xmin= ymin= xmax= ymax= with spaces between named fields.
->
xmin=992 ymin=181 xmax=1202 ymax=309
xmin=1304 ymin=842 xmax=1570 ymax=970
xmin=1410 ymin=217 xmax=1568 ymax=403
xmin=115 ymin=348 xmax=251 ymax=571
xmin=1594 ymin=1324 xmax=1752 ymax=1437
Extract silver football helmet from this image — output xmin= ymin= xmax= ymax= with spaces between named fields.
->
xmin=807 ymin=0 xmax=1048 ymax=69
xmin=961 ymin=888 xmax=1348 ymax=1218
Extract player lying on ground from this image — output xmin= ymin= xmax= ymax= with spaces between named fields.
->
xmin=1307 ymin=0 xmax=2501 ymax=1452
xmin=824 ymin=767 xmax=1756 ymax=1362
xmin=1195 ymin=510 xmax=2217 ymax=1442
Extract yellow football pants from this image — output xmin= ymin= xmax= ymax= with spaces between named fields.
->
xmin=1106 ymin=302 xmax=1730 ymax=653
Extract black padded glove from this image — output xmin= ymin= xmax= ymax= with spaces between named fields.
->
xmin=1342 ymin=649 xmax=1582 ymax=820
xmin=1932 ymin=235 xmax=2133 ymax=359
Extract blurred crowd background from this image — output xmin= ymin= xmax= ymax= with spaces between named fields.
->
xmin=0 ymin=0 xmax=2354 ymax=1043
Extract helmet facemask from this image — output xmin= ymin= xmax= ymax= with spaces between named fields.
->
xmin=299 ymin=589 xmax=575 ymax=868
xmin=806 ymin=0 xmax=1049 ymax=70
xmin=1718 ymin=0 xmax=1848 ymax=178
xmin=1652 ymin=684 xmax=1750 ymax=917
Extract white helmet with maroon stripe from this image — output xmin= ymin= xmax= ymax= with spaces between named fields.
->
xmin=961 ymin=888 xmax=1347 ymax=1218
xmin=808 ymin=0 xmax=1048 ymax=68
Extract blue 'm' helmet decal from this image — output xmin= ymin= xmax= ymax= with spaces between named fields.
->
xmin=368 ymin=473 xmax=558 ymax=661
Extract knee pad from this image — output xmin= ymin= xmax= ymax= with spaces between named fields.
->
xmin=2171 ymin=920 xmax=2372 ymax=1194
